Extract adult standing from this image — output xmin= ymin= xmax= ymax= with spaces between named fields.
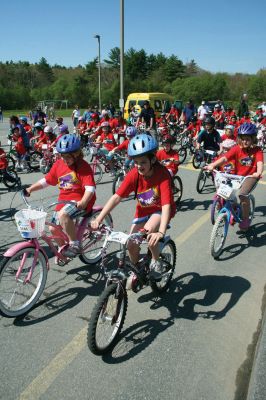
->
xmin=136 ymin=100 xmax=156 ymax=132
xmin=83 ymin=106 xmax=93 ymax=123
xmin=197 ymin=101 xmax=209 ymax=122
xmin=33 ymin=107 xmax=47 ymax=125
xmin=181 ymin=99 xmax=197 ymax=124
xmin=72 ymin=105 xmax=80 ymax=128
xmin=238 ymin=93 xmax=249 ymax=118
xmin=0 ymin=106 xmax=3 ymax=122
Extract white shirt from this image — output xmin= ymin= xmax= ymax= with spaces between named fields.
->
xmin=198 ymin=105 xmax=209 ymax=120
xmin=72 ymin=109 xmax=80 ymax=118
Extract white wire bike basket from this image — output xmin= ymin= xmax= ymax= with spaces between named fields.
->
xmin=15 ymin=209 xmax=47 ymax=239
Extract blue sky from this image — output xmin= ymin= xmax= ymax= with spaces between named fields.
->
xmin=1 ymin=0 xmax=265 ymax=74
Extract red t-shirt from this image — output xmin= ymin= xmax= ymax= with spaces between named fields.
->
xmin=116 ymin=163 xmax=176 ymax=218
xmin=110 ymin=118 xmax=126 ymax=131
xmin=221 ymin=132 xmax=237 ymax=141
xmin=0 ymin=148 xmax=8 ymax=169
xmin=187 ymin=122 xmax=201 ymax=137
xmin=225 ymin=145 xmax=264 ymax=176
xmin=156 ymin=148 xmax=179 ymax=175
xmin=99 ymin=133 xmax=117 ymax=151
xmin=216 ymin=153 xmax=236 ymax=174
xmin=45 ymin=158 xmax=96 ymax=211
xmin=115 ymin=139 xmax=129 ymax=152
xmin=77 ymin=121 xmax=87 ymax=134
xmin=212 ymin=110 xmax=224 ymax=123
xmin=88 ymin=120 xmax=100 ymax=131
xmin=13 ymin=135 xmax=26 ymax=155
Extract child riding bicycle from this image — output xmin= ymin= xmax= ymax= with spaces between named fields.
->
xmin=156 ymin=135 xmax=179 ymax=177
xmin=205 ymin=123 xmax=264 ymax=231
xmin=91 ymin=133 xmax=176 ymax=280
xmin=24 ymin=134 xmax=96 ymax=257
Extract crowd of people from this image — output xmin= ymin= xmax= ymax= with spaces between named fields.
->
xmin=0 ymin=95 xmax=265 ymax=274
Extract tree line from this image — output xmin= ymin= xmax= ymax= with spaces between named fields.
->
xmin=0 ymin=48 xmax=265 ymax=110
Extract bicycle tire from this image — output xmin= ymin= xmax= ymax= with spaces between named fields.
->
xmin=249 ymin=195 xmax=255 ymax=220
xmin=39 ymin=158 xmax=51 ymax=174
xmin=6 ymin=155 xmax=16 ymax=169
xmin=79 ymin=212 xmax=113 ymax=265
xmin=28 ymin=151 xmax=43 ymax=171
xmin=177 ymin=147 xmax=187 ymax=165
xmin=172 ymin=176 xmax=183 ymax=206
xmin=210 ymin=196 xmax=223 ymax=225
xmin=150 ymin=239 xmax=176 ymax=294
xmin=87 ymin=283 xmax=128 ymax=355
xmin=0 ymin=248 xmax=47 ymax=317
xmin=112 ymin=173 xmax=125 ymax=195
xmin=3 ymin=169 xmax=20 ymax=189
xmin=196 ymin=170 xmax=207 ymax=193
xmin=192 ymin=153 xmax=201 ymax=169
xmin=210 ymin=213 xmax=228 ymax=259
xmin=89 ymin=162 xmax=103 ymax=184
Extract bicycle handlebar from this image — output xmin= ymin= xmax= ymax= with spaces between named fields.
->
xmin=21 ymin=190 xmax=77 ymax=211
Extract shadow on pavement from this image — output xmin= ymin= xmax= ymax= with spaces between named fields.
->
xmin=102 ymin=272 xmax=250 ymax=363
xmin=213 ymin=222 xmax=266 ymax=261
xmin=178 ymin=197 xmax=212 ymax=212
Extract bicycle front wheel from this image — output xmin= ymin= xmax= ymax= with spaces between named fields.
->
xmin=172 ymin=176 xmax=183 ymax=206
xmin=210 ymin=213 xmax=228 ymax=259
xmin=177 ymin=147 xmax=187 ymax=165
xmin=0 ymin=248 xmax=47 ymax=317
xmin=210 ymin=196 xmax=223 ymax=225
xmin=196 ymin=170 xmax=207 ymax=193
xmin=112 ymin=173 xmax=125 ymax=195
xmin=150 ymin=239 xmax=176 ymax=294
xmin=249 ymin=195 xmax=255 ymax=220
xmin=28 ymin=151 xmax=43 ymax=171
xmin=89 ymin=162 xmax=103 ymax=184
xmin=88 ymin=283 xmax=128 ymax=355
xmin=79 ymin=212 xmax=113 ymax=265
xmin=3 ymin=169 xmax=20 ymax=189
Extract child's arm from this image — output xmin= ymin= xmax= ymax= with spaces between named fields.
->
xmin=91 ymin=194 xmax=121 ymax=229
xmin=76 ymin=190 xmax=95 ymax=210
xmin=252 ymin=161 xmax=264 ymax=178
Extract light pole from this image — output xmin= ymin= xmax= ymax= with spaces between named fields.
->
xmin=94 ymin=34 xmax=101 ymax=112
xmin=120 ymin=0 xmax=124 ymax=114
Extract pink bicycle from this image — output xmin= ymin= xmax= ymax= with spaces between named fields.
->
xmin=0 ymin=192 xmax=113 ymax=317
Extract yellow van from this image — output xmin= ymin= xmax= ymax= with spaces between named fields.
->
xmin=124 ymin=92 xmax=173 ymax=119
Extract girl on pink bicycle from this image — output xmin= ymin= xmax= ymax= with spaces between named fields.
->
xmin=24 ymin=134 xmax=96 ymax=257
xmin=205 ymin=123 xmax=264 ymax=231
xmin=91 ymin=134 xmax=176 ymax=280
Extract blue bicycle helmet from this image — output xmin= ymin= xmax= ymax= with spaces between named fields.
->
xmin=238 ymin=122 xmax=257 ymax=136
xmin=56 ymin=134 xmax=81 ymax=153
xmin=127 ymin=134 xmax=158 ymax=157
xmin=20 ymin=116 xmax=28 ymax=123
xmin=125 ymin=126 xmax=137 ymax=138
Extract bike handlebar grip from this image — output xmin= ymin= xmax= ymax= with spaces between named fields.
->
xmin=22 ymin=188 xmax=30 ymax=198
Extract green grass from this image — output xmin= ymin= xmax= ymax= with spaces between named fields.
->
xmin=3 ymin=109 xmax=84 ymax=118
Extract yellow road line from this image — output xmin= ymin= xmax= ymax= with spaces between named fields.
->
xmin=175 ymin=212 xmax=210 ymax=247
xmin=19 ymin=328 xmax=87 ymax=400
xmin=18 ymin=211 xmax=211 ymax=400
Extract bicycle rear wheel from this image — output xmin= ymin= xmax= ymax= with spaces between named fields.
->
xmin=210 ymin=213 xmax=228 ymax=259
xmin=150 ymin=239 xmax=176 ymax=294
xmin=0 ymin=248 xmax=47 ymax=317
xmin=3 ymin=169 xmax=20 ymax=189
xmin=79 ymin=212 xmax=113 ymax=265
xmin=89 ymin=162 xmax=103 ymax=184
xmin=196 ymin=170 xmax=207 ymax=193
xmin=172 ymin=176 xmax=183 ymax=206
xmin=88 ymin=283 xmax=128 ymax=355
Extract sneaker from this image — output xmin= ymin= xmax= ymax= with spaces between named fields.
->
xmin=149 ymin=259 xmax=163 ymax=281
xmin=62 ymin=244 xmax=82 ymax=258
xmin=238 ymin=218 xmax=250 ymax=232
